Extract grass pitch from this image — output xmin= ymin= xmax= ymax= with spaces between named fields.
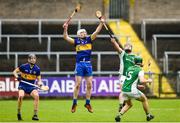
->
xmin=0 ymin=99 xmax=180 ymax=122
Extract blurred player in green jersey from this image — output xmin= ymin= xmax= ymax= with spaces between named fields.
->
xmin=110 ymin=38 xmax=145 ymax=111
xmin=115 ymin=56 xmax=154 ymax=122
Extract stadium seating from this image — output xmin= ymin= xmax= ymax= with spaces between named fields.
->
xmin=133 ymin=23 xmax=180 ymax=72
xmin=0 ymin=23 xmax=119 ymax=72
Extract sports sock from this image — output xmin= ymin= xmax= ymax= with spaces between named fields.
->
xmin=122 ymin=102 xmax=125 ymax=107
xmin=119 ymin=104 xmax=123 ymax=109
xmin=73 ymin=99 xmax=77 ymax=105
xmin=85 ymin=99 xmax=90 ymax=105
xmin=118 ymin=112 xmax=123 ymax=117
xmin=34 ymin=110 xmax=38 ymax=116
xmin=17 ymin=108 xmax=21 ymax=114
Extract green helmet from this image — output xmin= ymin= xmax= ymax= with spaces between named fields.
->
xmin=134 ymin=56 xmax=143 ymax=65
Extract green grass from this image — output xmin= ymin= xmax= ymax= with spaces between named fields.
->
xmin=0 ymin=99 xmax=180 ymax=122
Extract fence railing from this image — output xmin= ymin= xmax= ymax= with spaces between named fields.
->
xmin=0 ymin=19 xmax=131 ymax=59
xmin=163 ymin=51 xmax=180 ymax=73
xmin=141 ymin=18 xmax=180 ymax=43
xmin=0 ymin=34 xmax=131 ymax=60
xmin=0 ymin=18 xmax=120 ymax=42
xmin=0 ymin=51 xmax=119 ymax=75
xmin=152 ymin=34 xmax=180 ymax=59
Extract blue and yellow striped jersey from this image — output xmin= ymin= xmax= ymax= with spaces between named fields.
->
xmin=19 ymin=63 xmax=40 ymax=84
xmin=74 ymin=36 xmax=92 ymax=62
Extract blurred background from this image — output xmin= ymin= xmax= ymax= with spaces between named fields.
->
xmin=0 ymin=0 xmax=180 ymax=99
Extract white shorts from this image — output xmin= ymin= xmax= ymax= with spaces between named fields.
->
xmin=121 ymin=90 xmax=144 ymax=101
xmin=119 ymin=75 xmax=126 ymax=85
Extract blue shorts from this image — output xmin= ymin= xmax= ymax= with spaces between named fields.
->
xmin=18 ymin=82 xmax=37 ymax=94
xmin=75 ymin=62 xmax=93 ymax=76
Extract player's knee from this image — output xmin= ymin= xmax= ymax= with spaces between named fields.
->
xmin=18 ymin=93 xmax=24 ymax=99
xmin=75 ymin=84 xmax=81 ymax=90
xmin=86 ymin=83 xmax=92 ymax=90
xmin=141 ymin=95 xmax=148 ymax=102
xmin=144 ymin=97 xmax=148 ymax=102
xmin=19 ymin=95 xmax=24 ymax=100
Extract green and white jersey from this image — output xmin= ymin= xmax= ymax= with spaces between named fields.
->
xmin=122 ymin=65 xmax=144 ymax=92
xmin=118 ymin=51 xmax=135 ymax=76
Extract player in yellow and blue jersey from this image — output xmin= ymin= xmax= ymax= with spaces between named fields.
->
xmin=63 ymin=19 xmax=103 ymax=113
xmin=13 ymin=54 xmax=43 ymax=121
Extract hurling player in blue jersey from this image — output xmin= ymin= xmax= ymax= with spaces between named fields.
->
xmin=63 ymin=19 xmax=104 ymax=113
xmin=13 ymin=54 xmax=43 ymax=121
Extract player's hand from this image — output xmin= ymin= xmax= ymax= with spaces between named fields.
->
xmin=137 ymin=84 xmax=145 ymax=90
xmin=37 ymin=82 xmax=43 ymax=87
xmin=147 ymin=78 xmax=153 ymax=83
xmin=15 ymin=77 xmax=21 ymax=82
xmin=100 ymin=16 xmax=105 ymax=23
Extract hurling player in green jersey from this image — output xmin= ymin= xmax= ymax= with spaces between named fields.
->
xmin=110 ymin=38 xmax=145 ymax=112
xmin=115 ymin=56 xmax=154 ymax=122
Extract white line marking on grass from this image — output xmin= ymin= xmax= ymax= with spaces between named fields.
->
xmin=2 ymin=122 xmax=180 ymax=123
xmin=95 ymin=108 xmax=180 ymax=111
xmin=132 ymin=108 xmax=180 ymax=111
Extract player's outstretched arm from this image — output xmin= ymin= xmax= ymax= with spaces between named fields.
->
xmin=63 ymin=23 xmax=74 ymax=45
xmin=110 ymin=38 xmax=123 ymax=53
xmin=91 ymin=21 xmax=103 ymax=40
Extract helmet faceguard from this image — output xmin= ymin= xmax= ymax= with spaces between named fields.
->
xmin=134 ymin=56 xmax=143 ymax=67
xmin=28 ymin=54 xmax=36 ymax=65
xmin=77 ymin=29 xmax=87 ymax=38
xmin=124 ymin=43 xmax=132 ymax=53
